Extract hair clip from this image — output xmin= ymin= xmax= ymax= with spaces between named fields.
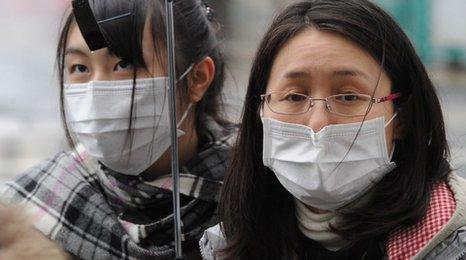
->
xmin=72 ymin=0 xmax=108 ymax=51
xmin=97 ymin=12 xmax=132 ymax=25
xmin=303 ymin=15 xmax=311 ymax=24
xmin=202 ymin=1 xmax=214 ymax=21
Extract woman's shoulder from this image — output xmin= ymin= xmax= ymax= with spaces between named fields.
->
xmin=422 ymin=225 xmax=466 ymax=260
xmin=0 ymin=149 xmax=114 ymax=258
xmin=0 ymin=148 xmax=100 ymax=204
xmin=413 ymin=172 xmax=466 ymax=259
xmin=447 ymin=172 xmax=466 ymax=225
xmin=199 ymin=224 xmax=228 ymax=260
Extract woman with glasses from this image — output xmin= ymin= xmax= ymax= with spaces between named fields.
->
xmin=200 ymin=0 xmax=466 ymax=259
xmin=0 ymin=0 xmax=235 ymax=259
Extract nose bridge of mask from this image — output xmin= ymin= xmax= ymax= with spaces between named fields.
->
xmin=64 ymin=78 xmax=169 ymax=123
xmin=260 ymin=106 xmax=397 ymax=145
xmin=65 ymin=62 xmax=196 ymax=128
xmin=264 ymin=116 xmax=389 ymax=161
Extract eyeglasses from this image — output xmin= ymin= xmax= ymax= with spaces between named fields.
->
xmin=260 ymin=91 xmax=402 ymax=117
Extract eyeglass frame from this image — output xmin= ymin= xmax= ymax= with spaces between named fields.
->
xmin=260 ymin=91 xmax=402 ymax=117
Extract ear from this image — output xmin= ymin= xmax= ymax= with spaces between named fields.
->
xmin=187 ymin=56 xmax=215 ymax=103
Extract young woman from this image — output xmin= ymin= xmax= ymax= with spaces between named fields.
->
xmin=0 ymin=0 xmax=235 ymax=259
xmin=200 ymin=0 xmax=466 ymax=259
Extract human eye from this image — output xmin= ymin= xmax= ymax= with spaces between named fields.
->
xmin=333 ymin=93 xmax=370 ymax=103
xmin=337 ymin=94 xmax=360 ymax=102
xmin=114 ymin=60 xmax=134 ymax=71
xmin=283 ymin=92 xmax=307 ymax=102
xmin=70 ymin=64 xmax=89 ymax=74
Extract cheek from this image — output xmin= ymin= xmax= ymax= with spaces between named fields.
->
xmin=261 ymin=103 xmax=303 ymax=124
xmin=65 ymin=72 xmax=91 ymax=84
xmin=261 ymin=102 xmax=272 ymax=117
xmin=362 ymin=104 xmax=395 ymax=154
xmin=140 ymin=48 xmax=165 ymax=78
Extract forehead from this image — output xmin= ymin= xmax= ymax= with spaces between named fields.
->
xmin=67 ymin=22 xmax=88 ymax=50
xmin=269 ymin=28 xmax=382 ymax=82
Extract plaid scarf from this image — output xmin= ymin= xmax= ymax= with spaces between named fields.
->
xmin=0 ymin=118 xmax=235 ymax=260
xmin=387 ymin=181 xmax=456 ymax=259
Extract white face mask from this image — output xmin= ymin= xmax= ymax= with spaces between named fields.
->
xmin=262 ymin=115 xmax=397 ymax=211
xmin=64 ymin=77 xmax=193 ymax=176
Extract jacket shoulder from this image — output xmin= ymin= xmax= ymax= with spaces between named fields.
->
xmin=415 ymin=173 xmax=466 ymax=259
xmin=0 ymin=150 xmax=97 ymax=203
xmin=199 ymin=224 xmax=228 ymax=260
xmin=423 ymin=225 xmax=466 ymax=259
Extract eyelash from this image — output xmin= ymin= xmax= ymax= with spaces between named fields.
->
xmin=70 ymin=64 xmax=89 ymax=74
xmin=68 ymin=61 xmax=134 ymax=74
xmin=114 ymin=60 xmax=134 ymax=71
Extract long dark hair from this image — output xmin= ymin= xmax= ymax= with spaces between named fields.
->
xmin=218 ymin=0 xmax=450 ymax=258
xmin=56 ymin=0 xmax=228 ymax=150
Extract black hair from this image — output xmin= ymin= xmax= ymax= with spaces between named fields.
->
xmin=57 ymin=0 xmax=229 ymax=152
xmin=218 ymin=0 xmax=450 ymax=259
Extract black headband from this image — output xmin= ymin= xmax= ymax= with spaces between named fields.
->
xmin=72 ymin=0 xmax=108 ymax=51
xmin=72 ymin=0 xmax=132 ymax=52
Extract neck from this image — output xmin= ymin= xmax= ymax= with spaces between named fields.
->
xmin=295 ymin=199 xmax=349 ymax=251
xmin=308 ymin=205 xmax=332 ymax=214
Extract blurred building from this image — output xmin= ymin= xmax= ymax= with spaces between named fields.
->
xmin=374 ymin=0 xmax=466 ymax=69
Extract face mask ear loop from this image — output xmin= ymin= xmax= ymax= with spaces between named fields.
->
xmin=172 ymin=63 xmax=195 ymax=129
xmin=176 ymin=63 xmax=195 ymax=84
xmin=177 ymin=103 xmax=193 ymax=128
xmin=385 ymin=112 xmax=398 ymax=160
xmin=384 ymin=112 xmax=398 ymax=128
xmin=389 ymin=142 xmax=396 ymax=161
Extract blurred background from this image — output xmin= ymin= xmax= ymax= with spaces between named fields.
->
xmin=0 ymin=0 xmax=465 ymax=183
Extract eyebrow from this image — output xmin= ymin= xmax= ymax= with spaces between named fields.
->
xmin=283 ymin=68 xmax=372 ymax=81
xmin=284 ymin=70 xmax=312 ymax=79
xmin=65 ymin=47 xmax=89 ymax=57
xmin=332 ymin=69 xmax=372 ymax=81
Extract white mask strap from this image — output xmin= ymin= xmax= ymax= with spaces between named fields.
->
xmin=172 ymin=63 xmax=194 ymax=129
xmin=177 ymin=103 xmax=193 ymax=128
xmin=176 ymin=63 xmax=195 ymax=84
xmin=386 ymin=112 xmax=398 ymax=160
xmin=389 ymin=142 xmax=396 ymax=160
xmin=384 ymin=112 xmax=398 ymax=128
